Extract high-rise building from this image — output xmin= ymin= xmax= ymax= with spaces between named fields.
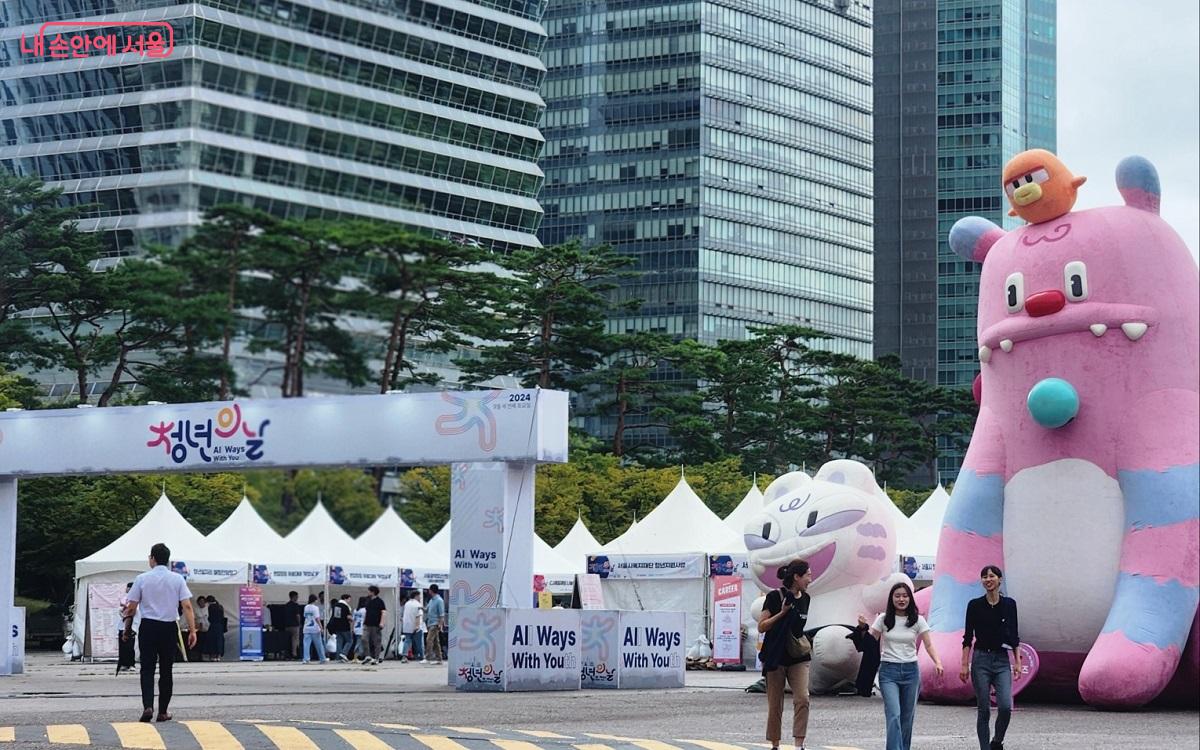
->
xmin=538 ymin=0 xmax=874 ymax=358
xmin=873 ymin=0 xmax=1055 ymax=477
xmin=1 ymin=0 xmax=549 ymax=256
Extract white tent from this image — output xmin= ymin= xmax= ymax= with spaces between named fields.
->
xmin=285 ymin=501 xmax=392 ymax=570
xmin=208 ymin=496 xmax=308 ymax=570
xmin=903 ymin=484 xmax=951 ymax=560
xmin=722 ymin=483 xmax=766 ymax=533
xmin=879 ymin=486 xmax=917 ymax=558
xmin=553 ymin=515 xmax=603 ymax=571
xmin=356 ymin=505 xmax=428 ymax=566
xmin=73 ymin=492 xmax=246 ymax=655
xmin=602 ymin=476 xmax=744 ymax=554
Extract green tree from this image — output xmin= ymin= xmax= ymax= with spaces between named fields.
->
xmin=397 ymin=465 xmax=452 ymax=540
xmin=243 ymin=468 xmax=382 ymax=535
xmin=575 ymin=332 xmax=675 ymax=457
xmin=0 ymin=368 xmax=42 ymax=410
xmin=459 ymin=241 xmax=637 ymax=389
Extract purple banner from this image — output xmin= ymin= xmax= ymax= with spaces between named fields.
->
xmin=238 ymin=585 xmax=264 ymax=661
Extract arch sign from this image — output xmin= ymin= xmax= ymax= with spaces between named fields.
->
xmin=0 ymin=388 xmax=569 ymax=676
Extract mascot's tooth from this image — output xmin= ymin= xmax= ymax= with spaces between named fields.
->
xmin=1121 ymin=322 xmax=1148 ymax=341
xmin=1000 ymin=339 xmax=1014 ymax=353
xmin=979 ymin=345 xmax=991 ymax=363
xmin=1089 ymin=324 xmax=1108 ymax=337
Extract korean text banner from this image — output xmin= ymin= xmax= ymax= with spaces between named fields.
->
xmin=710 ymin=575 xmax=742 ymax=664
xmin=586 ymin=553 xmax=706 ymax=580
xmin=173 ymin=561 xmax=247 ymax=584
xmin=0 ymin=389 xmax=568 ymax=477
xmin=238 ymin=586 xmax=264 ymax=661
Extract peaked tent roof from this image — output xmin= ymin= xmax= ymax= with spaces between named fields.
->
xmin=207 ymin=497 xmax=308 ymax=564
xmin=414 ymin=521 xmax=452 ymax=571
xmin=76 ymin=493 xmax=242 ymax=577
xmin=723 ymin=483 xmax=766 ymax=533
xmin=553 ymin=516 xmax=603 ymax=570
xmin=602 ymin=476 xmax=744 ymax=554
xmin=356 ymin=505 xmax=428 ymax=565
xmin=535 ymin=532 xmax=584 ymax=574
xmin=878 ymin=486 xmax=916 ymax=557
xmin=904 ymin=485 xmax=951 ymax=558
xmin=285 ymin=501 xmax=390 ymax=567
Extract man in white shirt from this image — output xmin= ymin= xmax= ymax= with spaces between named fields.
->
xmin=123 ymin=543 xmax=196 ymax=723
xmin=399 ymin=591 xmax=424 ymax=663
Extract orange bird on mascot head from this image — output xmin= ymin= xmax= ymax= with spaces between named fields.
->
xmin=1002 ymin=148 xmax=1087 ymax=224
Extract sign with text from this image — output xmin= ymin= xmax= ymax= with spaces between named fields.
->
xmin=618 ymin=610 xmax=686 ymax=689
xmin=87 ymin=582 xmax=124 ymax=658
xmin=579 ymin=609 xmax=620 ymax=689
xmin=586 ymin=553 xmax=706 ymax=580
xmin=173 ymin=561 xmax=246 ymax=584
xmin=252 ymin=564 xmax=324 ymax=586
xmin=328 ymin=565 xmax=397 ymax=587
xmin=505 ymin=608 xmax=580 ymax=691
xmin=708 ymin=554 xmax=750 ymax=577
xmin=711 ymin=575 xmax=742 ymax=664
xmin=576 ymin=573 xmax=605 ymax=609
xmin=238 ymin=586 xmax=264 ymax=661
xmin=9 ymin=607 xmax=24 ymax=674
xmin=452 ymin=607 xmax=508 ymax=692
xmin=403 ymin=568 xmax=450 ymax=590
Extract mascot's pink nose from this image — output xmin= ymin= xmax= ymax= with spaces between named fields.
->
xmin=1026 ymin=289 xmax=1066 ymax=317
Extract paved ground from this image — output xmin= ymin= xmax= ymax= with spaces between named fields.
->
xmin=1 ymin=654 xmax=1196 ymax=750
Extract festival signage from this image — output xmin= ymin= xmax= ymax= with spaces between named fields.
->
xmin=238 ymin=585 xmax=264 ymax=661
xmin=328 ymin=565 xmax=397 ymax=587
xmin=0 ymin=389 xmax=569 ymax=477
xmin=452 ymin=607 xmax=507 ymax=691
xmin=711 ymin=575 xmax=743 ymax=664
xmin=87 ymin=582 xmax=124 ymax=658
xmin=9 ymin=607 xmax=24 ymax=674
xmin=586 ymin=553 xmax=706 ymax=580
xmin=901 ymin=555 xmax=936 ymax=581
xmin=251 ymin=564 xmax=325 ymax=586
xmin=505 ymin=608 xmax=580 ymax=691
xmin=405 ymin=568 xmax=450 ymax=590
xmin=617 ymin=610 xmax=686 ymax=688
xmin=576 ymin=573 xmax=605 ymax=609
xmin=579 ymin=609 xmax=620 ymax=689
xmin=708 ymin=554 xmax=751 ymax=577
xmin=171 ymin=561 xmax=246 ymax=584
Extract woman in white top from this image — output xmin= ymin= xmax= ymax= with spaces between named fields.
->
xmin=868 ymin=582 xmax=944 ymax=750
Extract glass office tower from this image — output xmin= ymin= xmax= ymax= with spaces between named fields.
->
xmin=873 ymin=0 xmax=1056 ymax=477
xmin=1 ymin=0 xmax=550 ymax=256
xmin=539 ymin=0 xmax=873 ymax=354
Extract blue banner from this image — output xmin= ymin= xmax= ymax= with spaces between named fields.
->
xmin=238 ymin=585 xmax=264 ymax=661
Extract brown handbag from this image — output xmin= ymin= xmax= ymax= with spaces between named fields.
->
xmin=779 ymin=589 xmax=811 ymax=659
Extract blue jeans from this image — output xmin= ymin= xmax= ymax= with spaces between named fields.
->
xmin=971 ymin=650 xmax=1013 ymax=750
xmin=301 ymin=631 xmax=326 ymax=663
xmin=334 ymin=631 xmax=350 ymax=658
xmin=401 ymin=631 xmax=424 ymax=660
xmin=878 ymin=661 xmax=920 ymax=750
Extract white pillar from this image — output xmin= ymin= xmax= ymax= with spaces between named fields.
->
xmin=0 ymin=478 xmax=16 ymax=675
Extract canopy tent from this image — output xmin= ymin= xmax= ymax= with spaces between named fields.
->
xmin=73 ymin=492 xmax=247 ymax=654
xmin=356 ymin=504 xmax=428 ymax=565
xmin=602 ymin=476 xmax=744 ymax=554
xmin=902 ymin=484 xmax=951 ymax=564
xmin=722 ymin=483 xmax=766 ymax=534
xmin=879 ymin=486 xmax=916 ymax=559
xmin=552 ymin=515 xmax=603 ymax=572
xmin=285 ymin=501 xmax=394 ymax=572
xmin=207 ymin=497 xmax=311 ymax=571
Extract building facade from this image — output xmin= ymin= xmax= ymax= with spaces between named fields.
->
xmin=538 ymin=0 xmax=874 ymax=358
xmin=873 ymin=0 xmax=1055 ymax=476
xmin=1 ymin=0 xmax=549 ymax=256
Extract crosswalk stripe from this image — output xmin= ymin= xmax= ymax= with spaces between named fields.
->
xmin=182 ymin=721 xmax=244 ymax=750
xmin=46 ymin=725 xmax=91 ymax=745
xmin=583 ymin=736 xmax=636 ymax=743
xmin=256 ymin=725 xmax=321 ymax=750
xmin=334 ymin=730 xmax=395 ymax=750
xmin=572 ymin=744 xmax=616 ymax=750
xmin=111 ymin=723 xmax=166 ymax=750
xmin=441 ymin=728 xmax=494 ymax=736
xmin=629 ymin=741 xmax=685 ymax=750
xmin=674 ymin=741 xmax=747 ymax=750
xmin=412 ymin=734 xmax=472 ymax=750
xmin=0 ymin=728 xmax=13 ymax=743
xmin=372 ymin=725 xmax=420 ymax=732
xmin=490 ymin=739 xmax=544 ymax=750
xmin=514 ymin=732 xmax=572 ymax=740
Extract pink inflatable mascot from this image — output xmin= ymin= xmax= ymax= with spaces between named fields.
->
xmin=920 ymin=151 xmax=1200 ymax=708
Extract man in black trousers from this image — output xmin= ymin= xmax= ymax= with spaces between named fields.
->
xmin=122 ymin=543 xmax=196 ymax=723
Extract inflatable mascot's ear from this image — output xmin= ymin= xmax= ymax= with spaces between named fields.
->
xmin=1002 ymin=148 xmax=1087 ymax=223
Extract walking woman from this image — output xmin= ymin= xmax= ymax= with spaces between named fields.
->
xmin=868 ymin=582 xmax=943 ymax=750
xmin=758 ymin=559 xmax=813 ymax=750
xmin=960 ymin=565 xmax=1021 ymax=750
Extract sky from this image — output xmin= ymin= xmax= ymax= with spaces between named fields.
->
xmin=1057 ymin=0 xmax=1200 ymax=261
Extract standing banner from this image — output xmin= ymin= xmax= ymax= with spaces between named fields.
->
xmin=238 ymin=585 xmax=264 ymax=661
xmin=618 ymin=610 xmax=686 ymax=688
xmin=9 ymin=607 xmax=24 ymax=674
xmin=87 ymin=583 xmax=125 ymax=658
xmin=505 ymin=608 xmax=580 ymax=691
xmin=579 ymin=609 xmax=620 ymax=689
xmin=711 ymin=575 xmax=742 ymax=664
xmin=576 ymin=573 xmax=605 ymax=609
xmin=586 ymin=554 xmax=706 ymax=580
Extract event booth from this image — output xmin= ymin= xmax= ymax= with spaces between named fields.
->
xmin=898 ymin=484 xmax=950 ymax=583
xmin=553 ymin=515 xmax=603 ymax=564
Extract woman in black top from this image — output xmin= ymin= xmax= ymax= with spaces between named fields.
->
xmin=960 ymin=565 xmax=1022 ymax=750
xmin=758 ymin=559 xmax=812 ymax=750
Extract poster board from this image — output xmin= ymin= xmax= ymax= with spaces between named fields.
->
xmin=711 ymin=575 xmax=742 ymax=664
xmin=88 ymin=582 xmax=125 ymax=658
xmin=505 ymin=608 xmax=580 ymax=691
xmin=238 ymin=585 xmax=264 ymax=661
xmin=617 ymin=610 xmax=686 ymax=688
xmin=576 ymin=573 xmax=605 ymax=609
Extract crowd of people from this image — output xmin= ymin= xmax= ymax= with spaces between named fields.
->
xmin=759 ymin=559 xmax=1020 ymax=750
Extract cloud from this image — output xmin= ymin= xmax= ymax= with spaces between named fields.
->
xmin=1057 ymin=0 xmax=1200 ymax=262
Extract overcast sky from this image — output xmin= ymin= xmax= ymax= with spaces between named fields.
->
xmin=1057 ymin=0 xmax=1200 ymax=261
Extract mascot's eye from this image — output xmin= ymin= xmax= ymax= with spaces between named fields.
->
xmin=1024 ymin=174 xmax=1033 ymax=184
xmin=761 ymin=522 xmax=773 ymax=539
xmin=1063 ymin=260 xmax=1088 ymax=302
xmin=1005 ymin=272 xmax=1024 ymax=313
xmin=806 ymin=511 xmax=818 ymax=528
xmin=1009 ymin=180 xmax=1021 ymax=191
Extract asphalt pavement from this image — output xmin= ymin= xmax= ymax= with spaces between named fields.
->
xmin=1 ymin=654 xmax=1195 ymax=750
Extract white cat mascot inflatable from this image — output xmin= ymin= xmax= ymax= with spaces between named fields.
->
xmin=745 ymin=459 xmax=911 ymax=693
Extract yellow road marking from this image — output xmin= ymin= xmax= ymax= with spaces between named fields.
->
xmin=0 ymin=728 xmax=13 ymax=743
xmin=111 ymin=723 xmax=165 ymax=750
xmin=629 ymin=741 xmax=684 ymax=750
xmin=46 ymin=725 xmax=90 ymax=745
xmin=373 ymin=724 xmax=420 ymax=732
xmin=442 ymin=728 xmax=495 ymax=736
xmin=491 ymin=740 xmax=544 ymax=750
xmin=515 ymin=732 xmax=573 ymax=740
xmin=334 ymin=730 xmax=395 ymax=750
xmin=413 ymin=735 xmax=472 ymax=750
xmin=674 ymin=741 xmax=747 ymax=750
xmin=573 ymin=744 xmax=616 ymax=750
xmin=182 ymin=721 xmax=244 ymax=750
xmin=256 ymin=725 xmax=321 ymax=750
